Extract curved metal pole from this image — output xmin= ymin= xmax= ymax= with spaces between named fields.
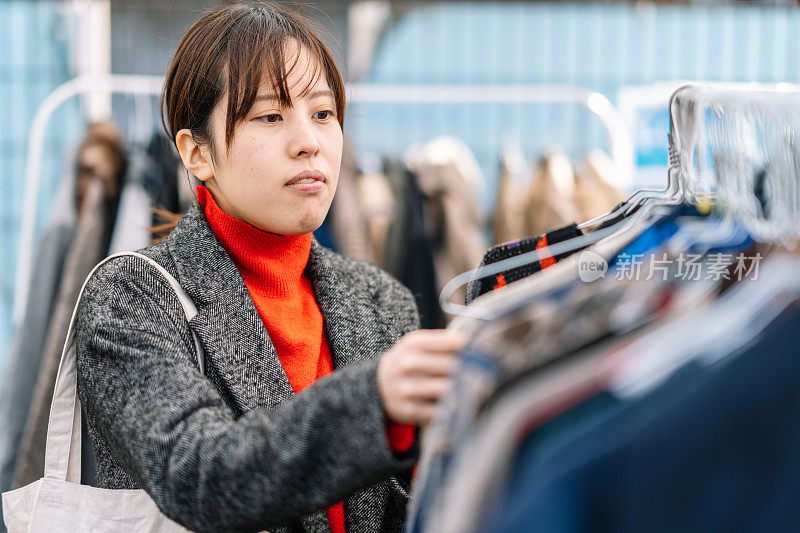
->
xmin=348 ymin=83 xmax=635 ymax=189
xmin=14 ymin=76 xmax=634 ymax=325
xmin=14 ymin=75 xmax=163 ymax=325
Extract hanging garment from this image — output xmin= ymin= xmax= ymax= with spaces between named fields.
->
xmin=523 ymin=151 xmax=581 ymax=238
xmin=148 ymin=133 xmax=185 ymax=215
xmin=108 ymin=148 xmax=153 ymax=254
xmin=492 ymin=147 xmax=527 ymax=245
xmin=383 ymin=158 xmax=444 ymax=329
xmin=382 ymin=158 xmax=412 ymax=278
xmin=442 ymin=236 xmax=773 ymax=533
xmin=409 ymin=205 xmax=725 ymax=533
xmin=573 ymin=150 xmax=626 ymax=221
xmin=0 ymin=222 xmax=74 ymax=500
xmin=454 ymin=196 xmax=662 ymax=332
xmin=485 ymin=300 xmax=800 ymax=533
xmin=357 ymin=171 xmax=395 ymax=267
xmin=464 ymin=223 xmax=585 ymax=305
xmin=414 ymin=138 xmax=487 ymax=305
xmin=410 ymin=273 xmax=670 ymax=533
xmin=13 ymin=178 xmax=115 ymax=488
xmin=466 ymin=191 xmax=646 ymax=307
xmin=434 ymin=269 xmax=719 ymax=533
xmin=329 ymin=143 xmax=374 ymax=263
xmin=415 ymin=210 xmax=762 ymax=533
xmin=593 ymin=201 xmax=642 ymax=232
xmin=470 ymin=151 xmax=635 ymax=306
xmin=0 ymin=149 xmax=78 ymax=533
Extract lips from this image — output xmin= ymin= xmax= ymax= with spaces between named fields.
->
xmin=285 ymin=170 xmax=326 ymax=193
xmin=286 ymin=170 xmax=326 ymax=186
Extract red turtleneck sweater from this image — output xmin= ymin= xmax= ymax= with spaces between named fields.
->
xmin=197 ymin=186 xmax=414 ymax=532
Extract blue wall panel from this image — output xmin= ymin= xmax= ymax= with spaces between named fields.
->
xmin=351 ymin=3 xmax=800 ymax=210
xmin=0 ymin=1 xmax=79 ymax=373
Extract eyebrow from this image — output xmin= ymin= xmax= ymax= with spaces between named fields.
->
xmin=253 ymin=89 xmax=334 ymax=103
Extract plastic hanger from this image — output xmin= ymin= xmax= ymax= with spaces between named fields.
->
xmin=440 ymin=146 xmax=691 ymax=320
xmin=578 ymin=84 xmax=702 ymax=230
xmin=439 ymin=85 xmax=713 ymax=320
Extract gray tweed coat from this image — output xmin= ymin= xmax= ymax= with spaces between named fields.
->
xmin=74 ymin=201 xmax=421 ymax=533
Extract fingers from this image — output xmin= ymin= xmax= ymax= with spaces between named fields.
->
xmin=411 ymin=402 xmax=440 ymax=425
xmin=395 ymin=329 xmax=468 ymax=376
xmin=378 ymin=328 xmax=470 ymax=425
xmin=402 ymin=329 xmax=469 ymax=353
xmin=402 ymin=352 xmax=459 ymax=377
xmin=393 ymin=400 xmax=441 ymax=425
xmin=403 ymin=376 xmax=453 ymax=401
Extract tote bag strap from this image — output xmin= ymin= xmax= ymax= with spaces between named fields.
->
xmin=44 ymin=251 xmax=204 ymax=483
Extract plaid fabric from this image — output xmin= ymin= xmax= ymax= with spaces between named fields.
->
xmin=465 ymin=224 xmax=585 ymax=304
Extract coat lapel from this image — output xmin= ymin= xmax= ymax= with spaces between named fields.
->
xmin=307 ymin=240 xmax=401 ymax=369
xmin=166 ymin=206 xmax=399 ymax=533
xmin=165 ymin=202 xmax=294 ymax=415
xmin=307 ymin=242 xmax=403 ymax=533
xmin=306 ymin=241 xmax=364 ymax=369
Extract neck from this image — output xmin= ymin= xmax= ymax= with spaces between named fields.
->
xmin=196 ymin=185 xmax=313 ymax=297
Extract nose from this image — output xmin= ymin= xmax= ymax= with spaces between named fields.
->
xmin=288 ymin=116 xmax=320 ymax=159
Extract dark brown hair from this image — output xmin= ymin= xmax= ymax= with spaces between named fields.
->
xmin=153 ymin=1 xmax=346 ymax=241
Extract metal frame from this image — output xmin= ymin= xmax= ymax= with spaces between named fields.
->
xmin=13 ymin=74 xmax=634 ymax=324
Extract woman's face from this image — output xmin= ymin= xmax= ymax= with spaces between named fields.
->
xmin=200 ymin=45 xmax=343 ymax=235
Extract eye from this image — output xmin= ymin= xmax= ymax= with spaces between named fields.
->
xmin=314 ymin=110 xmax=334 ymax=120
xmin=258 ymin=113 xmax=282 ymax=124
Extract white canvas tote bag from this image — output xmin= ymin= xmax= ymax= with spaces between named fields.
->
xmin=2 ymin=252 xmax=204 ymax=532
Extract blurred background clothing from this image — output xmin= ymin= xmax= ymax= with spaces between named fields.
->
xmin=5 ymin=0 xmax=800 ymax=361
xmin=4 ymin=1 xmax=800 ymax=531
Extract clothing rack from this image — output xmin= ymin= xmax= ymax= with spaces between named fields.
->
xmin=410 ymin=83 xmax=800 ymax=533
xmin=14 ymin=74 xmax=634 ymax=325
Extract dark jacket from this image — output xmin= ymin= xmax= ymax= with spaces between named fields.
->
xmin=74 ymin=201 xmax=421 ymax=533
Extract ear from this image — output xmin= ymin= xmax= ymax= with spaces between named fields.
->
xmin=175 ymin=129 xmax=214 ymax=182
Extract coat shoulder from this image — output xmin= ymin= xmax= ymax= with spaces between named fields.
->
xmin=77 ymin=240 xmax=184 ymax=330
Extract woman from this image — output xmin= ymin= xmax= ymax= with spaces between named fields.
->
xmin=74 ymin=3 xmax=466 ymax=532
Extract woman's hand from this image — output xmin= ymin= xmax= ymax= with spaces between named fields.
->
xmin=377 ymin=329 xmax=468 ymax=425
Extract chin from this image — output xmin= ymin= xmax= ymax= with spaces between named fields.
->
xmin=290 ymin=213 xmax=326 ymax=235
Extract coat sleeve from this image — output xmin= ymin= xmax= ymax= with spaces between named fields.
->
xmin=368 ymin=265 xmax=423 ymax=493
xmin=75 ymin=258 xmax=416 ymax=533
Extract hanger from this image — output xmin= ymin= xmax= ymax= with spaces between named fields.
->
xmin=603 ymin=84 xmax=800 ymax=398
xmin=442 ymin=84 xmax=800 ymax=323
xmin=577 ymin=84 xmax=708 ymax=231
xmin=669 ymin=84 xmax=800 ymax=248
xmin=438 ymin=85 xmax=720 ymax=321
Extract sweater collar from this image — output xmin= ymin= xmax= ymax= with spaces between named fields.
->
xmin=163 ymin=196 xmax=381 ymax=413
xmin=162 ymin=197 xmax=413 ymax=533
xmin=195 ymin=185 xmax=312 ymax=297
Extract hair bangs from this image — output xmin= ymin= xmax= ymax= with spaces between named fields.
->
xmin=163 ymin=1 xmax=347 ymax=158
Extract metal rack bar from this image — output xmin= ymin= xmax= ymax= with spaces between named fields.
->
xmin=14 ymin=74 xmax=634 ymax=324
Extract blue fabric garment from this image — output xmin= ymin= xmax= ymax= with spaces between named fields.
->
xmin=407 ymin=347 xmax=501 ymax=533
xmin=607 ymin=204 xmax=704 ymax=268
xmin=609 ymin=219 xmax=681 ymax=266
xmin=608 ymin=207 xmax=755 ymax=284
xmin=483 ymin=305 xmax=800 ymax=533
xmin=313 ymin=217 xmax=337 ymax=252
